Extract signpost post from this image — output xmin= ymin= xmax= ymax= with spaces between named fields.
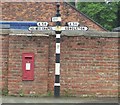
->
xmin=53 ymin=3 xmax=61 ymax=97
xmin=28 ymin=3 xmax=88 ymax=97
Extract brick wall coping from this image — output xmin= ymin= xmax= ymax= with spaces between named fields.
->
xmin=0 ymin=29 xmax=119 ymax=38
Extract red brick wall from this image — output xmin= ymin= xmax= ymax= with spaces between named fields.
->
xmin=2 ymin=34 xmax=119 ymax=97
xmin=0 ymin=35 xmax=2 ymax=92
xmin=1 ymin=35 xmax=9 ymax=94
xmin=8 ymin=36 xmax=49 ymax=96
xmin=60 ymin=36 xmax=118 ymax=97
xmin=48 ymin=36 xmax=119 ymax=97
xmin=1 ymin=2 xmax=105 ymax=31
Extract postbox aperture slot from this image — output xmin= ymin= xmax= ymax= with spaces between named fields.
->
xmin=25 ymin=57 xmax=32 ymax=60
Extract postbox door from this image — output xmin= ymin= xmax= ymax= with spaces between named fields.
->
xmin=22 ymin=53 xmax=34 ymax=80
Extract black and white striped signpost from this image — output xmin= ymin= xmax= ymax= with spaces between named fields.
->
xmin=54 ymin=3 xmax=61 ymax=97
xmin=28 ymin=3 xmax=88 ymax=97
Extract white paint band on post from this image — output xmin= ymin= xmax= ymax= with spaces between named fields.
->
xmin=56 ymin=34 xmax=60 ymax=38
xmin=56 ymin=43 xmax=60 ymax=54
xmin=54 ymin=83 xmax=60 ymax=86
xmin=55 ymin=63 xmax=60 ymax=75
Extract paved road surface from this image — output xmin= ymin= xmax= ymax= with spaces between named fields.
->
xmin=1 ymin=96 xmax=119 ymax=103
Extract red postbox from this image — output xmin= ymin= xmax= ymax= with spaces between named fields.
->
xmin=22 ymin=53 xmax=34 ymax=81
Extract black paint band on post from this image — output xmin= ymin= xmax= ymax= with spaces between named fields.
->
xmin=54 ymin=3 xmax=61 ymax=97
xmin=54 ymin=34 xmax=61 ymax=97
xmin=56 ymin=54 xmax=60 ymax=63
xmin=54 ymin=86 xmax=60 ymax=97
xmin=55 ymin=75 xmax=60 ymax=83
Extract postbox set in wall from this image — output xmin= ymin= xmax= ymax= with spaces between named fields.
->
xmin=22 ymin=53 xmax=34 ymax=81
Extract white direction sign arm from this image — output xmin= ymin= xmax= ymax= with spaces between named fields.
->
xmin=29 ymin=26 xmax=89 ymax=31
xmin=28 ymin=21 xmax=89 ymax=31
xmin=64 ymin=26 xmax=88 ymax=31
xmin=28 ymin=26 xmax=51 ymax=31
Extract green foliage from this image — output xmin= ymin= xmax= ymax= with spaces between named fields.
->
xmin=46 ymin=91 xmax=52 ymax=97
xmin=69 ymin=0 xmax=76 ymax=6
xmin=119 ymin=92 xmax=120 ymax=97
xmin=64 ymin=89 xmax=73 ymax=97
xmin=2 ymin=88 xmax=9 ymax=96
xmin=18 ymin=89 xmax=24 ymax=97
xmin=77 ymin=2 xmax=119 ymax=31
xmin=29 ymin=93 xmax=39 ymax=97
